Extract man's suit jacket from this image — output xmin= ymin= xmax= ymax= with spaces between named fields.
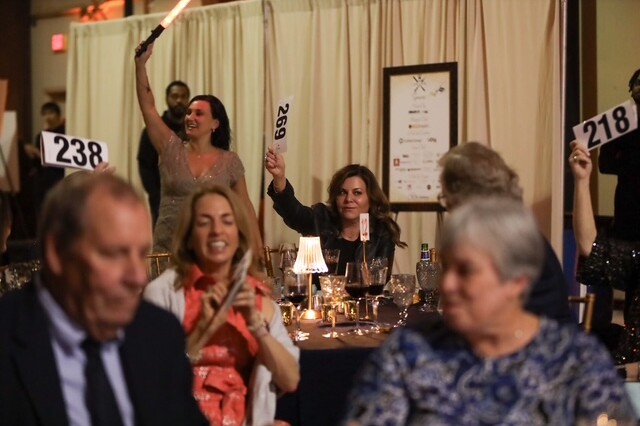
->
xmin=0 ymin=284 xmax=208 ymax=426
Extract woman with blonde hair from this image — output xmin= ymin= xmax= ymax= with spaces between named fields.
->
xmin=144 ymin=184 xmax=299 ymax=426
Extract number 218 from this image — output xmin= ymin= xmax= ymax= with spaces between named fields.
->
xmin=584 ymin=106 xmax=630 ymax=149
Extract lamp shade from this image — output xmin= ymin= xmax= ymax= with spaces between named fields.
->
xmin=292 ymin=236 xmax=328 ymax=274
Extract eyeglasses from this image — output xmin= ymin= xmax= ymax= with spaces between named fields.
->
xmin=437 ymin=193 xmax=447 ymax=209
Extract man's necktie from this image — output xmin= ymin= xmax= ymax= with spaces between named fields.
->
xmin=81 ymin=338 xmax=125 ymax=426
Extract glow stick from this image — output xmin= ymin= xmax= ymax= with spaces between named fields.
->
xmin=135 ymin=0 xmax=192 ymax=58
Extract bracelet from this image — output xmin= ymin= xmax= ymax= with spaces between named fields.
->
xmin=251 ymin=324 xmax=269 ymax=339
xmin=186 ymin=350 xmax=202 ymax=365
xmin=247 ymin=312 xmax=270 ymax=338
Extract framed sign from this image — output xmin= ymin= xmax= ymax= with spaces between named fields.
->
xmin=382 ymin=62 xmax=457 ymax=211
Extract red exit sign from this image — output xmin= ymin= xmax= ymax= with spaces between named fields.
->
xmin=51 ymin=34 xmax=67 ymax=53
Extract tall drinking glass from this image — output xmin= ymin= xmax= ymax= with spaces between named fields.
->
xmin=319 ymin=274 xmax=346 ymax=338
xmin=344 ymin=262 xmax=367 ymax=335
xmin=389 ymin=274 xmax=416 ymax=327
xmin=322 ymin=249 xmax=340 ymax=275
xmin=285 ymin=272 xmax=309 ymax=341
xmin=279 ymin=243 xmax=296 ymax=273
xmin=364 ymin=265 xmax=388 ymax=328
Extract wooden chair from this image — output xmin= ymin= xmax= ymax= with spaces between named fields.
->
xmin=569 ymin=293 xmax=596 ymax=334
xmin=146 ymin=252 xmax=171 ymax=280
xmin=263 ymin=246 xmax=279 ymax=278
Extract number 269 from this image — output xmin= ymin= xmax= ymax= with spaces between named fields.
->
xmin=274 ymin=103 xmax=289 ymax=140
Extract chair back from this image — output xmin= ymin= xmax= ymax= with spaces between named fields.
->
xmin=263 ymin=246 xmax=279 ymax=278
xmin=146 ymin=253 xmax=171 ymax=280
xmin=568 ymin=293 xmax=596 ymax=333
xmin=0 ymin=260 xmax=41 ymax=297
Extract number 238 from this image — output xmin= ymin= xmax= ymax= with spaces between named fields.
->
xmin=54 ymin=135 xmax=104 ymax=168
xmin=274 ymin=103 xmax=289 ymax=140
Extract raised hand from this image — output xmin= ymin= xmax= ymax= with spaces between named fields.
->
xmin=93 ymin=162 xmax=116 ymax=174
xmin=264 ymin=147 xmax=287 ymax=191
xmin=568 ymin=140 xmax=592 ymax=182
xmin=134 ymin=40 xmax=154 ymax=64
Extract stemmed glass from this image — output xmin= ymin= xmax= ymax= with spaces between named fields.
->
xmin=322 ymin=249 xmax=340 ymax=275
xmin=364 ymin=265 xmax=388 ymax=329
xmin=344 ymin=262 xmax=367 ymax=335
xmin=389 ymin=274 xmax=416 ymax=327
xmin=319 ymin=274 xmax=346 ymax=338
xmin=360 ymin=257 xmax=388 ymax=320
xmin=279 ymin=243 xmax=297 ymax=273
xmin=285 ymin=272 xmax=309 ymax=341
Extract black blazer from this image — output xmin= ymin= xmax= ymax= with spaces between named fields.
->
xmin=0 ymin=284 xmax=208 ymax=426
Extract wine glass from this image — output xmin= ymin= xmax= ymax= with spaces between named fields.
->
xmin=360 ymin=258 xmax=388 ymax=319
xmin=285 ymin=272 xmax=309 ymax=341
xmin=389 ymin=274 xmax=416 ymax=327
xmin=344 ymin=262 xmax=367 ymax=335
xmin=319 ymin=274 xmax=346 ymax=338
xmin=322 ymin=249 xmax=340 ymax=275
xmin=364 ymin=265 xmax=388 ymax=329
xmin=279 ymin=243 xmax=297 ymax=274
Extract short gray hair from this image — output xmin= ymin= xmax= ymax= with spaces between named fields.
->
xmin=440 ymin=196 xmax=544 ymax=288
xmin=37 ymin=172 xmax=144 ymax=262
xmin=439 ymin=142 xmax=522 ymax=209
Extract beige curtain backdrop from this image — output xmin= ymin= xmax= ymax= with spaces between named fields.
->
xmin=67 ymin=0 xmax=563 ymax=274
xmin=66 ymin=1 xmax=265 ymax=211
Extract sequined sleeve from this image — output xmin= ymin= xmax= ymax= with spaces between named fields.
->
xmin=576 ymin=234 xmax=640 ymax=289
xmin=225 ymin=151 xmax=245 ymax=188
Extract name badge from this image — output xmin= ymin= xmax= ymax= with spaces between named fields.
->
xmin=41 ymin=131 xmax=109 ymax=171
xmin=359 ymin=213 xmax=370 ymax=242
xmin=273 ymin=96 xmax=293 ymax=154
xmin=573 ymin=101 xmax=638 ymax=150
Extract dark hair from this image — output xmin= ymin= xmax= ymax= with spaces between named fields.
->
xmin=326 ymin=164 xmax=406 ymax=248
xmin=189 ymin=95 xmax=231 ymax=150
xmin=41 ymin=102 xmax=61 ymax=116
xmin=38 ymin=172 xmax=144 ymax=262
xmin=165 ymin=80 xmax=190 ymax=97
xmin=629 ymin=69 xmax=640 ymax=93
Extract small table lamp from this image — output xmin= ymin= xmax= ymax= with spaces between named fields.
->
xmin=293 ymin=236 xmax=328 ymax=320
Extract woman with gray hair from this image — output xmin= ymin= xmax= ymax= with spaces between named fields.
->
xmin=344 ymin=197 xmax=634 ymax=425
xmin=438 ymin=142 xmax=572 ymax=323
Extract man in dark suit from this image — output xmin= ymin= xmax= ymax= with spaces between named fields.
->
xmin=0 ymin=172 xmax=207 ymax=425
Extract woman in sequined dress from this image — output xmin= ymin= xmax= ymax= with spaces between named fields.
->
xmin=343 ymin=197 xmax=633 ymax=425
xmin=135 ymin=42 xmax=261 ymax=254
xmin=144 ymin=185 xmax=299 ymax=425
xmin=571 ymin=141 xmax=640 ymax=366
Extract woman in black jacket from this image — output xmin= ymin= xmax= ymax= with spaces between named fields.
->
xmin=265 ymin=147 xmax=406 ymax=276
